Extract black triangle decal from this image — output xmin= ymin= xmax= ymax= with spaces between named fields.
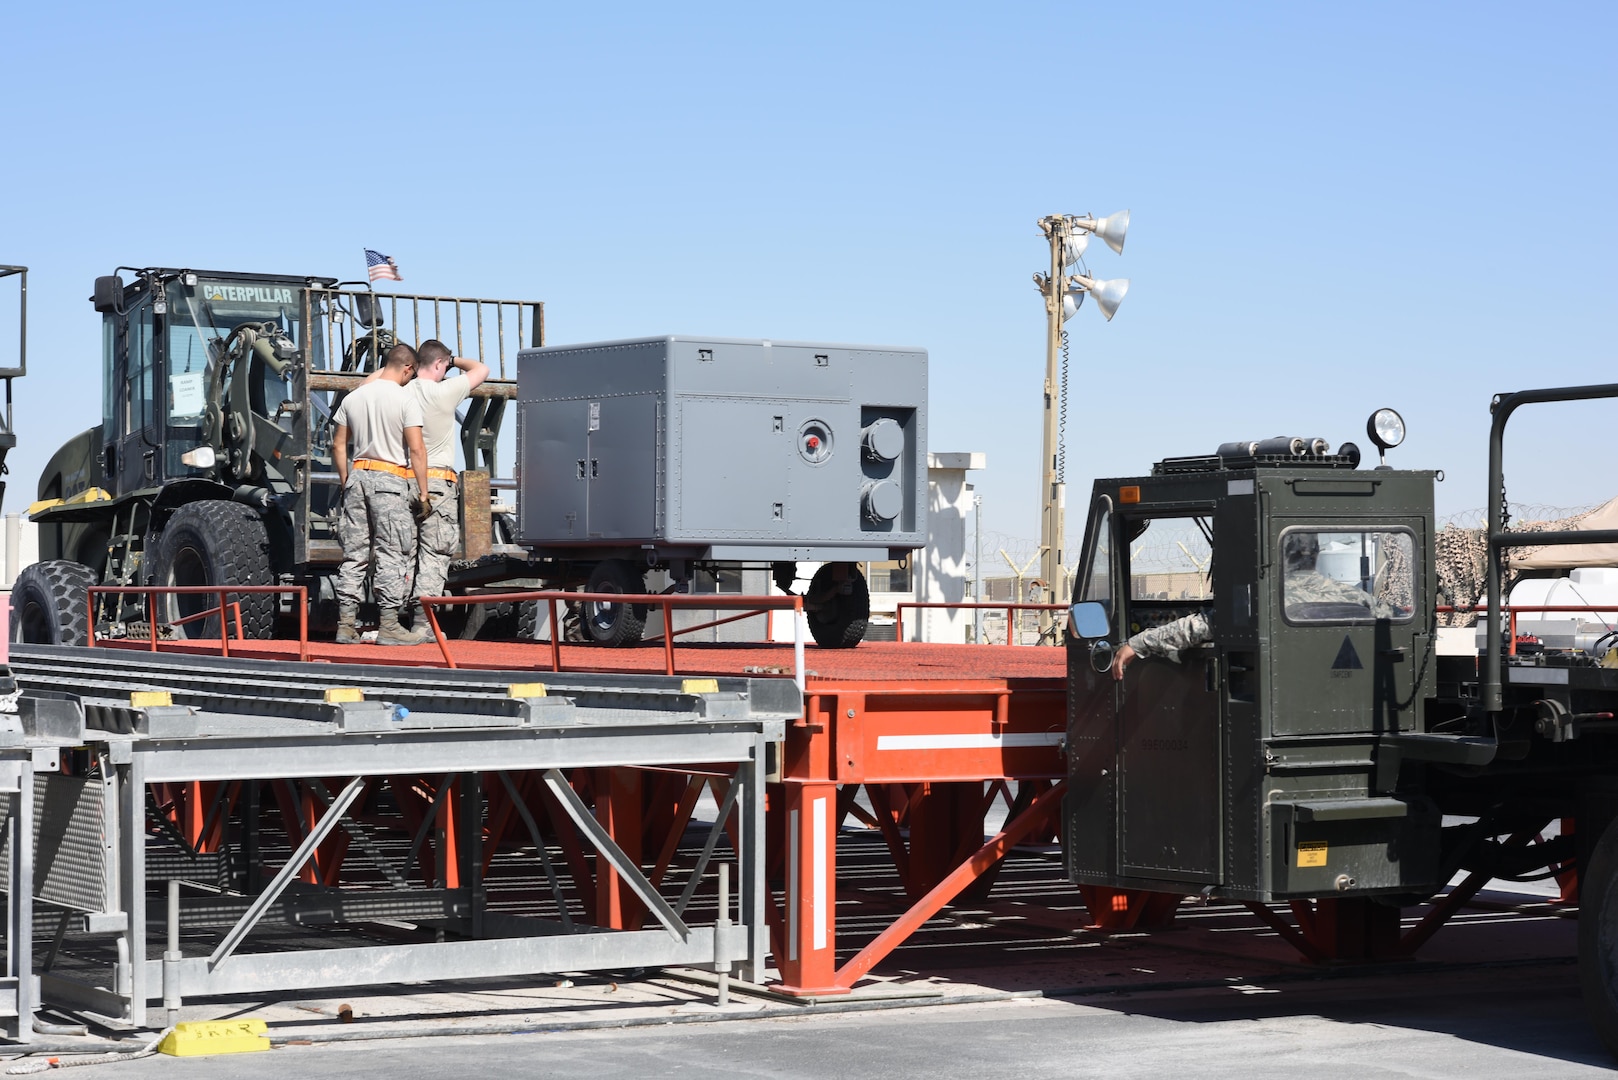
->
xmin=1332 ymin=636 xmax=1363 ymax=670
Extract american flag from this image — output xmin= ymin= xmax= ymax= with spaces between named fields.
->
xmin=365 ymin=249 xmax=401 ymax=283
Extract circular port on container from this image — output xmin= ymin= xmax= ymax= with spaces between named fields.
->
xmin=798 ymin=419 xmax=834 ymax=465
xmin=861 ymin=479 xmax=903 ymax=522
xmin=862 ymin=417 xmax=905 ymax=462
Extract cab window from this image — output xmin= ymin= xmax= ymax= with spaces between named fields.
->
xmin=1280 ymin=528 xmax=1416 ymax=623
xmin=1078 ymin=506 xmax=1113 ymax=613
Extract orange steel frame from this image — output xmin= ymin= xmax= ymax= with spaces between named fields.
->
xmin=134 ymin=593 xmax=1603 ymax=992
xmin=769 ymin=678 xmax=1068 ymax=994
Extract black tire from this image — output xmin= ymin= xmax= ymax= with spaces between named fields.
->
xmin=806 ymin=563 xmax=869 ymax=649
xmin=1582 ymin=814 xmax=1618 ymax=1058
xmin=11 ymin=560 xmax=97 ymax=646
xmin=149 ymin=501 xmax=275 ymax=640
xmin=517 ymin=600 xmax=539 ymax=641
xmin=582 ymin=560 xmax=647 ymax=646
xmin=460 ymin=599 xmax=520 ymax=641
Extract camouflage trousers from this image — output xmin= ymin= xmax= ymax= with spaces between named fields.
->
xmin=414 ymin=477 xmax=460 ymax=605
xmin=335 ymin=469 xmax=417 ymax=611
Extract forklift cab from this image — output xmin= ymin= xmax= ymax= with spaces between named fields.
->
xmin=1062 ymin=437 xmax=1446 ymax=902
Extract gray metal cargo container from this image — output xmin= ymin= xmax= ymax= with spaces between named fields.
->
xmin=515 ymin=336 xmax=927 ymax=563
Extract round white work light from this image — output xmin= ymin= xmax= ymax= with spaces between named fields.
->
xmin=1366 ymin=407 xmax=1406 ymax=468
xmin=1367 ymin=408 xmax=1405 ymax=450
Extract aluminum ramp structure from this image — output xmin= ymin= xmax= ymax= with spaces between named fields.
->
xmin=5 ymin=645 xmax=792 ymax=1030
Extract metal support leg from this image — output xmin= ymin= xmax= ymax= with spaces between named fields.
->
xmin=116 ymin=752 xmax=145 ymax=1025
xmin=162 ymin=880 xmax=180 ymax=1027
xmin=715 ymin=863 xmax=730 ymax=1007
xmin=4 ymin=759 xmax=34 ymax=1042
xmin=741 ymin=753 xmax=766 ymax=984
xmin=774 ymin=780 xmax=843 ymax=996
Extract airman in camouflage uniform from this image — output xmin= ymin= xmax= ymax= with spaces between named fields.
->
xmin=1283 ymin=568 xmax=1394 ymax=619
xmin=331 ymin=343 xmax=432 ymax=646
xmin=1110 ymin=610 xmax=1212 ymax=680
xmin=405 ymin=340 xmax=489 ymax=623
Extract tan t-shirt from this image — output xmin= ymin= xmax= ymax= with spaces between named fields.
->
xmin=411 ymin=375 xmax=473 ymax=470
xmin=333 ymin=380 xmax=423 ymax=468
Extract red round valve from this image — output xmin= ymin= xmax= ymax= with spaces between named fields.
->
xmin=807 ymin=436 xmax=820 ymax=448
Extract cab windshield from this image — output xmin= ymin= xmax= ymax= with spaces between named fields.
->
xmin=166 ymin=279 xmax=320 ymax=474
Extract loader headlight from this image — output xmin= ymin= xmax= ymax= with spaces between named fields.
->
xmin=180 ymin=446 xmax=217 ymax=469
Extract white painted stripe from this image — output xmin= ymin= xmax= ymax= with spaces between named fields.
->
xmin=787 ymin=808 xmax=799 ymax=962
xmin=875 ymin=731 xmax=1065 ymax=751
xmin=812 ymin=796 xmax=828 ymax=952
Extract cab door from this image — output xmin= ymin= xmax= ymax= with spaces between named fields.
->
xmin=1064 ymin=495 xmax=1119 ymax=880
xmin=1268 ymin=521 xmax=1423 ymax=737
xmin=1112 ymin=512 xmax=1222 ymax=886
xmin=109 ymin=301 xmax=158 ymax=493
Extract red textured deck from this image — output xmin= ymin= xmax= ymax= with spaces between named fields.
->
xmin=98 ymin=637 xmax=1067 ymax=684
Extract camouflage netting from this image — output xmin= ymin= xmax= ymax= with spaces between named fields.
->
xmin=1436 ymin=507 xmax=1601 ymax=627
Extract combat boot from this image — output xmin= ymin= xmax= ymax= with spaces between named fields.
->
xmin=377 ymin=609 xmax=430 ymax=646
xmin=335 ymin=604 xmax=361 ymax=645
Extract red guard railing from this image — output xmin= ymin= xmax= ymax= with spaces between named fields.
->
xmin=894 ymin=601 xmax=1070 ymax=645
xmin=420 ymin=590 xmax=807 ymax=687
xmin=88 ymin=585 xmax=310 ymax=662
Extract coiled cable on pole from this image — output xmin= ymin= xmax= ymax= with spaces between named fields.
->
xmin=1056 ymin=329 xmax=1070 ymax=484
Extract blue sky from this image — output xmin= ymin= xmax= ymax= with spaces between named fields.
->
xmin=2 ymin=1 xmax=1612 ymax=549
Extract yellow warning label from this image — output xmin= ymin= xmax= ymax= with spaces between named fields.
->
xmin=324 ymin=687 xmax=364 ymax=703
xmin=507 ymin=682 xmax=548 ymax=698
xmin=130 ymin=691 xmax=172 ymax=708
xmin=1296 ymin=841 xmax=1329 ymax=868
xmin=158 ymin=1019 xmax=270 ymax=1057
xmin=682 ymin=679 xmax=720 ymax=695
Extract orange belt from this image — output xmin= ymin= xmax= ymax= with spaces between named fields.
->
xmin=352 ymin=458 xmax=412 ymax=479
xmin=427 ymin=467 xmax=458 ymax=483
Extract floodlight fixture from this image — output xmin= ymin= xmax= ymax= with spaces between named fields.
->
xmin=1033 ymin=205 xmax=1133 ymax=629
xmin=1061 ymin=288 xmax=1084 ymax=321
xmin=1074 ymin=209 xmax=1130 ymax=254
xmin=1366 ymin=407 xmax=1405 ymax=468
xmin=1062 ymin=231 xmax=1089 ymax=267
xmin=1068 ymin=274 xmax=1130 ymax=321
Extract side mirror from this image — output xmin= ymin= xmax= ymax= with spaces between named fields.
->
xmin=352 ymin=292 xmax=386 ymax=329
xmin=1069 ymin=600 xmax=1110 ymax=640
xmin=92 ymin=275 xmax=125 ymax=314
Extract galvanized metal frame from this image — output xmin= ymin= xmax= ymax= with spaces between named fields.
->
xmin=8 ymin=648 xmax=780 ymax=1028
xmin=0 ymin=746 xmax=42 ymax=1041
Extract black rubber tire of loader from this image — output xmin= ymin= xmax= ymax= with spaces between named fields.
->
xmin=10 ymin=560 xmax=97 ymax=646
xmin=582 ymin=560 xmax=647 ymax=647
xmin=806 ymin=563 xmax=869 ymax=649
xmin=149 ymin=501 xmax=276 ymax=640
xmin=515 ymin=599 xmax=585 ymax=643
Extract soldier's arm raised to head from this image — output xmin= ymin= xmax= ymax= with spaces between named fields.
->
xmin=455 ymin=356 xmax=490 ymax=391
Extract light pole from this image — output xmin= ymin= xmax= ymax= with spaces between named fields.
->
xmin=1032 ymin=210 xmax=1130 ymax=635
